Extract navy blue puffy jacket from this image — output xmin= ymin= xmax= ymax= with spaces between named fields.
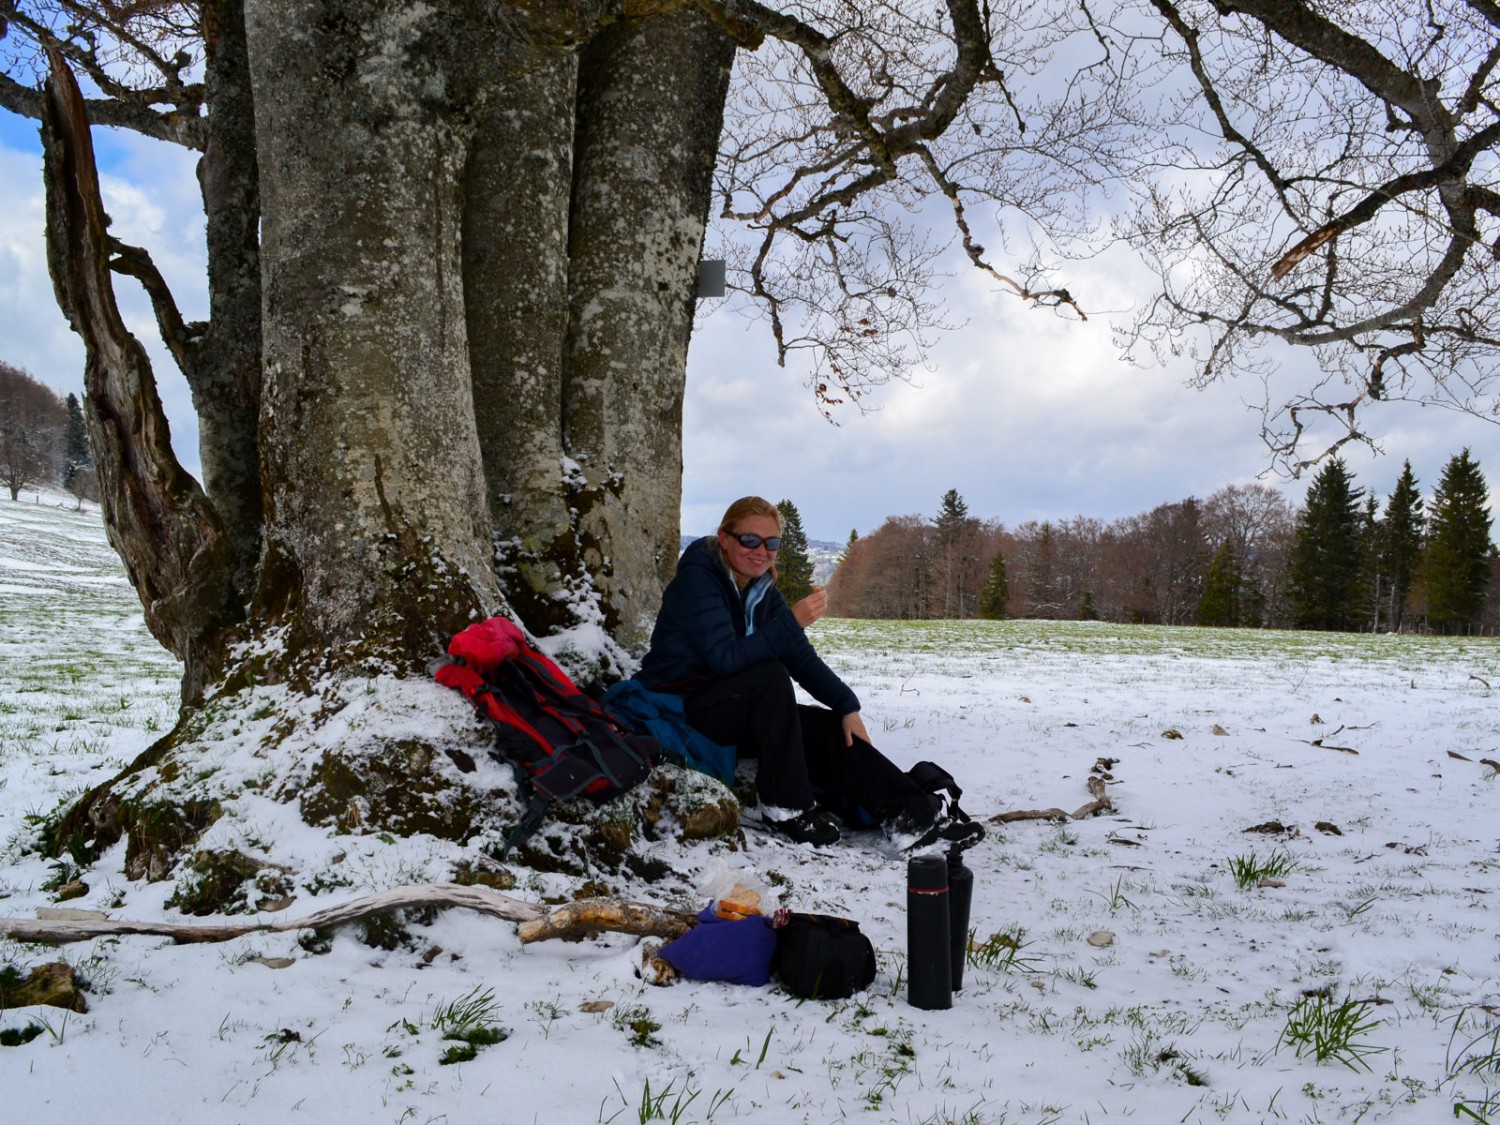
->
xmin=637 ymin=536 xmax=860 ymax=717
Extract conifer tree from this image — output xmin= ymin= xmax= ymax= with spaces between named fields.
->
xmin=1077 ymin=590 xmax=1100 ymax=621
xmin=933 ymin=489 xmax=983 ymax=617
xmin=1359 ymin=493 xmax=1382 ymax=630
xmin=840 ymin=528 xmax=859 ymax=563
xmin=1380 ymin=460 xmax=1424 ymax=631
xmin=774 ymin=498 xmax=815 ymax=604
xmin=63 ymin=392 xmax=90 ymax=485
xmin=1425 ymin=449 xmax=1493 ymax=633
xmin=1026 ymin=522 xmax=1061 ymax=619
xmin=1284 ymin=457 xmax=1366 ymax=631
xmin=1197 ymin=540 xmax=1242 ymax=626
xmin=978 ymin=551 xmax=1009 ymax=619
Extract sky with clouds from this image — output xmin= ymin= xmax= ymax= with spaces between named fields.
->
xmin=6 ymin=109 xmax=1500 ymax=546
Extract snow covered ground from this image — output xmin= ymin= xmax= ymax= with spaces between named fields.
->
xmin=3 ymin=490 xmax=1500 ymax=1125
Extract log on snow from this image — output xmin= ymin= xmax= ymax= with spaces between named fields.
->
xmin=516 ymin=897 xmax=698 ymax=945
xmin=1 ymin=883 xmax=543 ymax=946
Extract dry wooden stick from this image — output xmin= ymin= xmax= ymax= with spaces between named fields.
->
xmin=0 ymin=882 xmax=543 ymax=946
xmin=516 ymin=898 xmax=698 ymax=945
xmin=988 ymin=772 xmax=1114 ymax=824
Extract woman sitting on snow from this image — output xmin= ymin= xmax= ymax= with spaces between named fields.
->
xmin=630 ymin=495 xmax=983 ymax=850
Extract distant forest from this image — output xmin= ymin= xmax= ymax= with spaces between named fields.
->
xmin=0 ymin=361 xmax=95 ymax=503
xmin=826 ymin=461 xmax=1498 ymax=635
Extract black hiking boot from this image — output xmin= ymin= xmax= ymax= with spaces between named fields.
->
xmin=885 ymin=808 xmax=986 ymax=853
xmin=765 ymin=806 xmax=842 ymax=846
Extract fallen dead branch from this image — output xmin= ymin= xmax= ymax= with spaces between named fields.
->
xmin=516 ymin=898 xmax=698 ymax=945
xmin=1292 ymin=725 xmax=1359 ymax=754
xmin=988 ymin=760 xmax=1115 ymax=824
xmin=0 ymin=882 xmax=543 ymax=946
xmin=2 ymin=883 xmax=702 ymax=950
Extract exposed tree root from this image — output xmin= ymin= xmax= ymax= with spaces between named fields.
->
xmin=988 ymin=759 xmax=1116 ymax=824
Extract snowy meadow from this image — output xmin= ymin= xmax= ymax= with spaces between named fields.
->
xmin=3 ymin=492 xmax=1500 ymax=1125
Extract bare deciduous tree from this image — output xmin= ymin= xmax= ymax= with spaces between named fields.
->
xmin=1116 ymin=0 xmax=1500 ymax=471
xmin=0 ymin=360 xmax=66 ymax=500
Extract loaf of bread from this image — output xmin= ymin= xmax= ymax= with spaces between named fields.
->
xmin=713 ymin=884 xmax=763 ymax=919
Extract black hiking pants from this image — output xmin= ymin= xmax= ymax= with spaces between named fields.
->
xmin=682 ymin=661 xmax=936 ymax=825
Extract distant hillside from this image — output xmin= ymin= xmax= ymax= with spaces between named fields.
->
xmin=679 ymin=533 xmax=843 ymax=584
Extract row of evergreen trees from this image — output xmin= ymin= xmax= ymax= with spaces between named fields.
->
xmin=817 ymin=452 xmax=1495 ymax=634
xmin=1276 ymin=452 xmax=1493 ymax=634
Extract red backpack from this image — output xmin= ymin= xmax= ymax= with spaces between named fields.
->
xmin=435 ymin=617 xmax=658 ymax=855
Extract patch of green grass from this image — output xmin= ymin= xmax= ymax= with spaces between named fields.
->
xmin=425 ymin=986 xmax=510 ymax=1064
xmin=0 ymin=1023 xmax=45 ymax=1047
xmin=1089 ymin=874 xmax=1138 ymax=914
xmin=1445 ymin=1009 xmax=1500 ymax=1122
xmin=1226 ymin=849 xmax=1299 ymax=890
xmin=968 ymin=926 xmax=1042 ymax=973
xmin=613 ymin=1004 xmax=663 ymax=1049
xmin=1276 ymin=993 xmax=1387 ymax=1071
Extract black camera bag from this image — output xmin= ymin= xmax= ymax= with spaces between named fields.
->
xmin=772 ymin=912 xmax=876 ymax=1000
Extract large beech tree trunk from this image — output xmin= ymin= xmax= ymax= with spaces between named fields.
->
xmin=192 ymin=0 xmax=265 ymax=604
xmin=463 ymin=53 xmax=581 ymax=633
xmin=37 ymin=1 xmax=739 ymax=882
xmin=563 ymin=7 xmax=735 ymax=647
xmin=463 ymin=7 xmax=734 ymax=645
xmin=243 ymin=0 xmax=508 ymax=657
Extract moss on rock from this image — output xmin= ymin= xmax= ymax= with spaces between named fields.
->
xmin=0 ymin=962 xmax=87 ymax=1013
xmin=298 ymin=738 xmax=500 ymax=840
xmin=166 ymin=848 xmax=269 ymax=916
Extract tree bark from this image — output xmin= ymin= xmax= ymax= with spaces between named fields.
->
xmin=463 ymin=52 xmax=581 ymax=634
xmin=244 ymin=0 xmax=511 ymax=663
xmin=562 ymin=7 xmax=735 ymax=646
xmin=192 ymin=0 xmax=265 ymax=604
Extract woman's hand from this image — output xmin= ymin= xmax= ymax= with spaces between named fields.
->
xmin=792 ymin=586 xmax=828 ymax=628
xmin=841 ymin=710 xmax=870 ymax=747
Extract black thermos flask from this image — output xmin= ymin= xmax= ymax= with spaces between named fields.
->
xmin=907 ymin=854 xmax=952 ymax=1010
xmin=947 ymin=847 xmax=974 ymax=992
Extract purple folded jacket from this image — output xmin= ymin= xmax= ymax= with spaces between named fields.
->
xmin=657 ymin=905 xmax=777 ymax=986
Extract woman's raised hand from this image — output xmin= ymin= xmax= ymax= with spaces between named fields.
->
xmin=792 ymin=587 xmax=828 ymax=628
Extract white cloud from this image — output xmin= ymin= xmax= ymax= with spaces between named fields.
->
xmin=684 ymin=235 xmax=1500 ymax=539
xmin=0 ymin=135 xmax=204 ymax=480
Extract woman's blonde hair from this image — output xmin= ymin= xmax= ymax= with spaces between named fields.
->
xmin=718 ymin=496 xmax=782 ymax=535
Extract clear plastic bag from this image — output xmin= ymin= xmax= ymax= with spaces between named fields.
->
xmin=697 ymin=859 xmax=779 ymax=919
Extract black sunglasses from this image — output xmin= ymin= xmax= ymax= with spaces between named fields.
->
xmin=725 ymin=532 xmax=782 ymax=551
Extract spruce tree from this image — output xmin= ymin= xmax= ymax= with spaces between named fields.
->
xmin=63 ymin=392 xmax=90 ymax=485
xmin=1284 ymin=457 xmax=1366 ymax=631
xmin=933 ymin=488 xmax=981 ymax=617
xmin=840 ymin=528 xmax=859 ymax=563
xmin=978 ymin=551 xmax=1009 ymax=619
xmin=1197 ymin=540 xmax=1242 ymax=626
xmin=935 ymin=489 xmax=970 ymax=532
xmin=1027 ymin=522 xmax=1060 ymax=618
xmin=1077 ymin=590 xmax=1100 ymax=621
xmin=1359 ymin=493 xmax=1381 ymax=631
xmin=1425 ymin=449 xmax=1493 ymax=633
xmin=774 ymin=498 xmax=815 ymax=604
xmin=1380 ymin=460 xmax=1424 ymax=631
